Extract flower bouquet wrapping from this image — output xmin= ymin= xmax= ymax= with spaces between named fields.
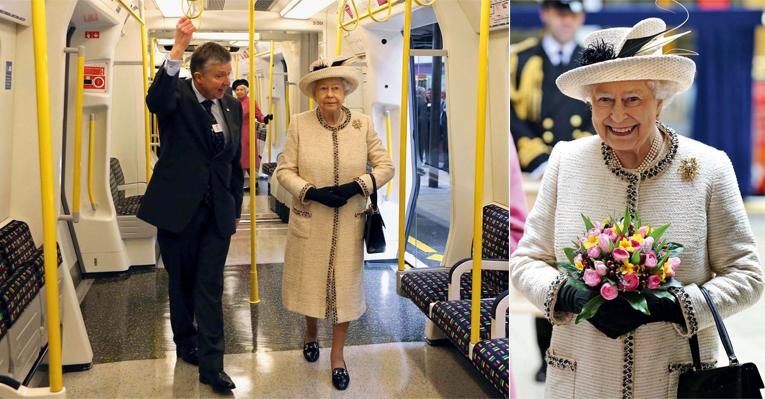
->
xmin=558 ymin=207 xmax=683 ymax=323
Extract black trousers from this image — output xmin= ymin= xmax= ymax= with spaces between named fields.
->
xmin=157 ymin=204 xmax=231 ymax=376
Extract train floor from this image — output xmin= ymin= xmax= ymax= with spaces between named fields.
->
xmin=29 ymin=191 xmax=500 ymax=398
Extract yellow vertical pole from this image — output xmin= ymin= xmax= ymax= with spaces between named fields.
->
xmin=150 ymin=38 xmax=158 ymax=156
xmin=31 ymin=0 xmax=63 ymax=391
xmin=285 ymin=83 xmax=291 ymax=127
xmin=269 ymin=101 xmax=276 ymax=161
xmin=397 ymin=0 xmax=413 ymax=272
xmin=72 ymin=49 xmax=85 ymax=219
xmin=234 ymin=53 xmax=239 ymax=79
xmin=255 ymin=76 xmax=262 ymax=109
xmin=336 ymin=1 xmax=344 ymax=56
xmin=267 ymin=40 xmax=275 ymax=162
xmin=140 ymin=11 xmax=151 ymax=181
xmin=385 ymin=110 xmax=393 ymax=198
xmin=248 ymin=0 xmax=260 ymax=304
xmin=470 ymin=0 xmax=490 ymax=346
xmin=309 ymin=97 xmax=314 ymax=110
xmin=150 ymin=38 xmax=156 ymax=79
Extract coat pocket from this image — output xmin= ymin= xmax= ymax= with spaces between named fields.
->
xmin=289 ymin=207 xmax=312 ymax=238
xmin=545 ymin=351 xmax=577 ymax=399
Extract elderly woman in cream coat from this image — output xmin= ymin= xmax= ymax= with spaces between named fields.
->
xmin=510 ymin=17 xmax=763 ymax=398
xmin=275 ymin=57 xmax=394 ymax=391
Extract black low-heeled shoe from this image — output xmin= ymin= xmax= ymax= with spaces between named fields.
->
xmin=303 ymin=341 xmax=320 ymax=362
xmin=332 ymin=363 xmax=350 ymax=390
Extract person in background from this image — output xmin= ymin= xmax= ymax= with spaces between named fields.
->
xmin=510 ymin=0 xmax=592 ymax=382
xmin=232 ymin=79 xmax=267 ymax=184
xmin=276 ymin=57 xmax=394 ymax=391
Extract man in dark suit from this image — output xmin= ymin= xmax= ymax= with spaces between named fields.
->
xmin=510 ymin=0 xmax=591 ymax=383
xmin=511 ymin=0 xmax=593 ymax=178
xmin=138 ymin=16 xmax=243 ymax=392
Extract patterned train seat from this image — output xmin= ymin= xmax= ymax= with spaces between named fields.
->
xmin=430 ymin=299 xmax=495 ymax=356
xmin=472 ymin=338 xmax=510 ymax=398
xmin=400 ymin=204 xmax=509 ymax=315
xmin=0 ymin=220 xmax=61 ymax=340
xmin=110 ymin=157 xmax=144 ymax=215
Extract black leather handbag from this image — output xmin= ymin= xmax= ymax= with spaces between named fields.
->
xmin=677 ymin=287 xmax=764 ymax=398
xmin=363 ymin=174 xmax=386 ymax=254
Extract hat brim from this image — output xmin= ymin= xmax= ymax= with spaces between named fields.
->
xmin=556 ymin=55 xmax=695 ymax=102
xmin=299 ymin=66 xmax=360 ymax=99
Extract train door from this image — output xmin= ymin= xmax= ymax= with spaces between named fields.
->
xmin=406 ymin=23 xmax=450 ymax=268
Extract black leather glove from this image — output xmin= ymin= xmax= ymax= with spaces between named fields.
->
xmin=645 ymin=293 xmax=684 ymax=324
xmin=305 ymin=187 xmax=347 ymax=208
xmin=588 ymin=297 xmax=650 ymax=339
xmin=555 ymin=283 xmax=594 ymax=314
xmin=263 ymin=114 xmax=273 ymax=125
xmin=331 ymin=181 xmax=363 ymax=201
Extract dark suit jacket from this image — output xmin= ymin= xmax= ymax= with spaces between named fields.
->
xmin=138 ymin=65 xmax=244 ymax=236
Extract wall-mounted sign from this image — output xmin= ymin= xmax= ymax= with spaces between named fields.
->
xmin=84 ymin=65 xmax=106 ymax=91
xmin=0 ymin=1 xmax=30 ymax=26
xmin=4 ymin=61 xmax=11 ymax=90
xmin=490 ymin=0 xmax=509 ymax=31
xmin=85 ymin=31 xmax=100 ymax=39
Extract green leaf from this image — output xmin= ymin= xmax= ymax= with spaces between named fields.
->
xmin=630 ymin=249 xmax=641 ymax=264
xmin=576 ymin=295 xmax=606 ymax=323
xmin=623 ymin=207 xmax=632 ymax=232
xmin=666 ymin=242 xmax=684 ymax=258
xmin=581 ymin=213 xmax=594 ymax=231
xmin=645 ymin=289 xmax=676 ymax=302
xmin=649 ymin=223 xmax=670 ymax=242
xmin=563 ymin=247 xmax=577 ymax=264
xmin=657 ymin=252 xmax=670 ymax=273
xmin=566 ymin=278 xmax=590 ymax=291
xmin=557 ymin=262 xmax=580 ymax=276
xmin=622 ymin=292 xmax=650 ymax=315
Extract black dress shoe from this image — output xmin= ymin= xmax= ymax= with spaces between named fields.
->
xmin=332 ymin=364 xmax=350 ymax=390
xmin=303 ymin=341 xmax=319 ymax=362
xmin=200 ymin=371 xmax=236 ymax=392
xmin=176 ymin=346 xmax=199 ymax=366
xmin=535 ymin=363 xmax=547 ymax=383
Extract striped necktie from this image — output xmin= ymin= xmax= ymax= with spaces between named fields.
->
xmin=202 ymin=99 xmax=225 ymax=154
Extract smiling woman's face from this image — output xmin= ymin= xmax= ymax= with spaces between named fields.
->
xmin=589 ymin=80 xmax=664 ymax=155
xmin=313 ymin=77 xmax=346 ymax=115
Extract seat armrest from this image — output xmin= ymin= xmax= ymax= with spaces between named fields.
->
xmin=447 ymin=258 xmax=509 ymax=301
xmin=491 ymin=290 xmax=509 ymax=339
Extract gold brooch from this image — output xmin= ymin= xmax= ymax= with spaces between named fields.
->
xmin=678 ymin=158 xmax=699 ymax=181
xmin=352 ymin=119 xmax=362 ymax=129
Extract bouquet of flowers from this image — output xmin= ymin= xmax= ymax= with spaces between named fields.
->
xmin=559 ymin=207 xmax=683 ymax=323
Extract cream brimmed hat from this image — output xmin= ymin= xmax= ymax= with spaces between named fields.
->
xmin=556 ymin=17 xmax=696 ymax=102
xmin=298 ymin=57 xmax=361 ymax=98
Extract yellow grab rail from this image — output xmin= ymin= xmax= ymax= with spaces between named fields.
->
xmin=87 ymin=114 xmax=97 ymax=211
xmin=268 ymin=102 xmax=276 ymax=162
xmin=256 ymin=75 xmax=262 ymax=110
xmin=72 ymin=49 xmax=85 ymax=220
xmin=150 ymin=38 xmax=157 ymax=79
xmin=117 ymin=0 xmax=152 ymax=181
xmin=337 ymin=0 xmax=361 ymax=34
xmin=470 ymin=0 xmax=490 ymax=346
xmin=397 ymin=0 xmax=413 ymax=272
xmin=32 ymin=0 xmax=64 ymax=392
xmin=368 ymin=0 xmax=393 ymax=22
xmin=385 ymin=110 xmax=393 ymax=198
xmin=413 ymin=0 xmax=436 ymax=5
xmin=266 ymin=40 xmax=275 ymax=162
xmin=248 ymin=0 xmax=260 ymax=304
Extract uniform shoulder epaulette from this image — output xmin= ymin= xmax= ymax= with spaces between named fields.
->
xmin=510 ymin=37 xmax=539 ymax=55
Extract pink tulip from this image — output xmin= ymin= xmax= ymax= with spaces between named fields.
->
xmin=613 ymin=248 xmax=630 ymax=262
xmin=631 ymin=239 xmax=642 ymax=249
xmin=594 ymin=261 xmax=608 ymax=276
xmin=647 ymin=275 xmax=661 ymax=289
xmin=642 ymin=237 xmax=655 ymax=252
xmin=598 ymin=234 xmax=611 ymax=252
xmin=588 ymin=246 xmax=601 ymax=258
xmin=604 ymin=228 xmax=617 ymax=241
xmin=583 ymin=269 xmax=601 ymax=287
xmin=644 ymin=252 xmax=658 ymax=268
xmin=600 ymin=282 xmax=618 ymax=300
xmin=638 ymin=225 xmax=650 ymax=237
xmin=621 ymin=273 xmax=639 ymax=291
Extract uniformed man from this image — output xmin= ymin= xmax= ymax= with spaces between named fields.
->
xmin=510 ymin=0 xmax=593 ymax=177
xmin=510 ymin=0 xmax=592 ymax=384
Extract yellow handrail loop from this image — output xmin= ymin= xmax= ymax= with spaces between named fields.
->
xmin=182 ymin=0 xmax=204 ymax=19
xmin=367 ymin=0 xmax=393 ymax=23
xmin=413 ymin=0 xmax=436 ymax=5
xmin=337 ymin=0 xmax=361 ymax=33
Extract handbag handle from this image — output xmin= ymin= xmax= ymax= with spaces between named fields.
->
xmin=368 ymin=174 xmax=378 ymax=211
xmin=689 ymin=287 xmax=739 ymax=371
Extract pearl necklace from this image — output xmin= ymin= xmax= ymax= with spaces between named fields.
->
xmin=613 ymin=132 xmax=662 ymax=173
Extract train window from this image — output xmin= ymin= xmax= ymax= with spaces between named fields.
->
xmin=406 ymin=23 xmax=449 ymax=268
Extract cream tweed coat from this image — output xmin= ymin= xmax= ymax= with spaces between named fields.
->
xmin=510 ymin=134 xmax=764 ymax=398
xmin=276 ymin=109 xmax=394 ymax=323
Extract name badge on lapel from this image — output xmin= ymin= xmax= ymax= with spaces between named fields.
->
xmin=212 ymin=124 xmax=223 ymax=133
